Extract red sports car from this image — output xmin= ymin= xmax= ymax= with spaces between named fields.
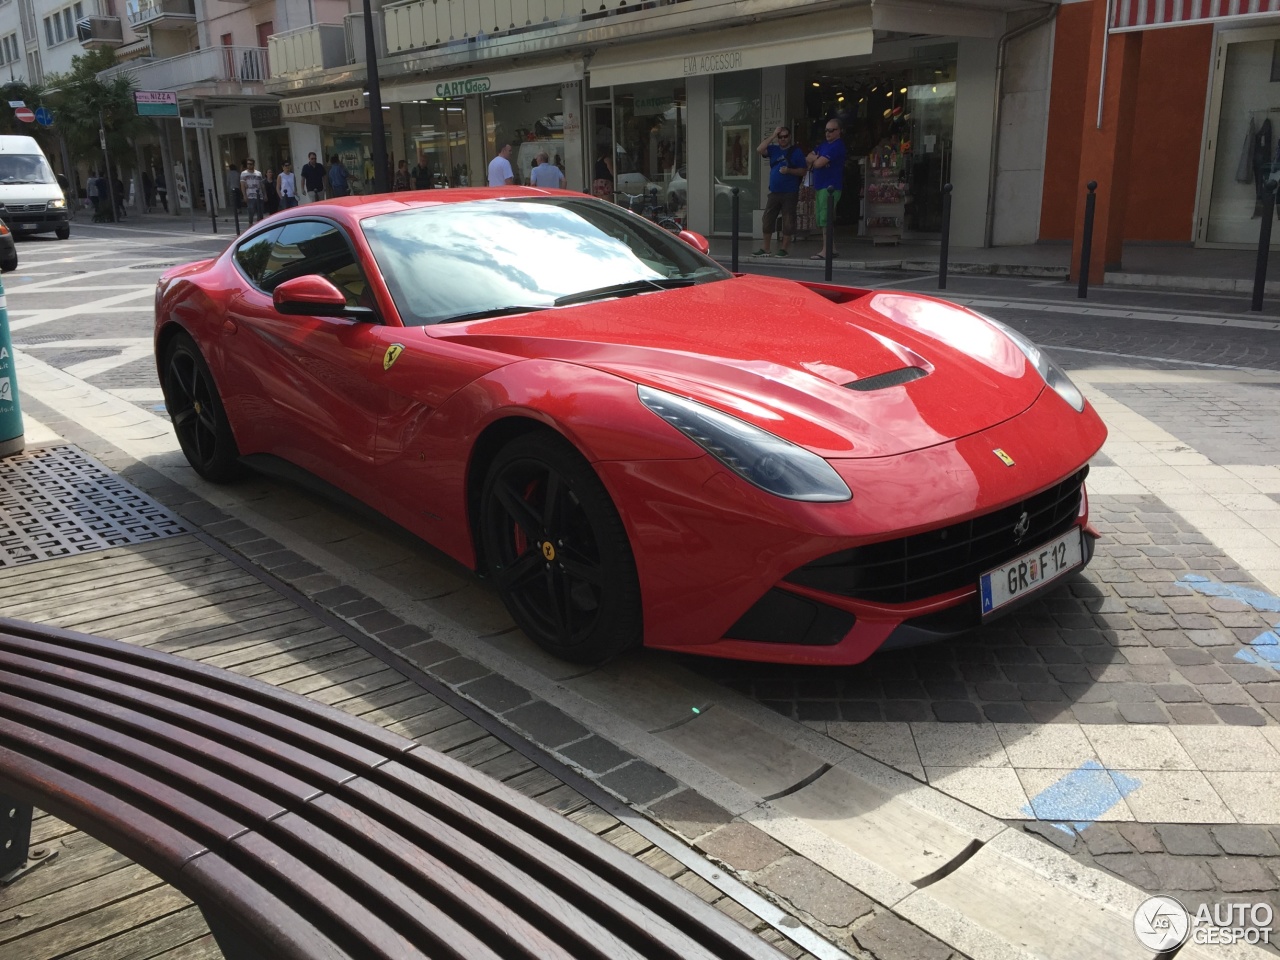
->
xmin=154 ymin=189 xmax=1107 ymax=666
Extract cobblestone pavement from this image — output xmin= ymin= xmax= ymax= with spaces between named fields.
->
xmin=10 ymin=221 xmax=1280 ymax=957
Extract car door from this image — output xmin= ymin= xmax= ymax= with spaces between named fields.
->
xmin=222 ymin=218 xmax=387 ymax=492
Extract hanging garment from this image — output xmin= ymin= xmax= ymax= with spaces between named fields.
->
xmin=1253 ymin=118 xmax=1273 ymax=218
xmin=1237 ymin=116 xmax=1257 ymax=183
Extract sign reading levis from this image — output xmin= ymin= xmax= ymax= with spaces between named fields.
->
xmin=280 ymin=88 xmax=366 ymax=119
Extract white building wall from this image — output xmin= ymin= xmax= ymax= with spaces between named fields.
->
xmin=991 ymin=18 xmax=1054 ymax=245
xmin=951 ymin=35 xmax=999 ymax=248
xmin=0 ymin=1 xmax=28 ymax=83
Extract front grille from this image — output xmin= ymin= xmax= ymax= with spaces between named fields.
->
xmin=3 ymin=204 xmax=45 ymax=213
xmin=785 ymin=467 xmax=1088 ymax=604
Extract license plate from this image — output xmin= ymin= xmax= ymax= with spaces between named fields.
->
xmin=979 ymin=528 xmax=1083 ymax=617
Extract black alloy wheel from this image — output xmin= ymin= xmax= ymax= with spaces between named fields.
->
xmin=161 ymin=332 xmax=244 ymax=483
xmin=480 ymin=431 xmax=642 ymax=664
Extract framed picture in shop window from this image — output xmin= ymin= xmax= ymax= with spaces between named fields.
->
xmin=722 ymin=124 xmax=752 ymax=179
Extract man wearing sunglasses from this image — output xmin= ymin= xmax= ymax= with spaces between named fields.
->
xmin=756 ymin=126 xmax=806 ymax=257
xmin=807 ymin=118 xmax=846 ymax=260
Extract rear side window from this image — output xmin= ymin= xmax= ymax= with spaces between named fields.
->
xmin=263 ymin=220 xmax=370 ymax=308
xmin=233 ymin=227 xmax=282 ymax=287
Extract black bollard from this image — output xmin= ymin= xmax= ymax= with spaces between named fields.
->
xmin=1077 ymin=181 xmax=1098 ymax=299
xmin=1252 ymin=178 xmax=1277 ymax=312
xmin=938 ymin=182 xmax=953 ymax=290
xmin=209 ymin=191 xmax=217 ymax=234
xmin=824 ymin=188 xmax=835 ymax=282
xmin=731 ymin=187 xmax=740 ymax=272
xmin=233 ymin=195 xmax=240 ymax=235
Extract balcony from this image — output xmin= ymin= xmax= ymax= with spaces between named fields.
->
xmin=99 ymin=45 xmax=269 ymax=94
xmin=125 ymin=0 xmax=196 ymax=30
xmin=384 ymin=0 xmax=587 ymax=53
xmin=75 ymin=15 xmax=124 ymax=50
xmin=268 ymin=22 xmax=346 ymax=77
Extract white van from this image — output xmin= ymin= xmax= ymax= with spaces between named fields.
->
xmin=0 ymin=136 xmax=69 ymax=240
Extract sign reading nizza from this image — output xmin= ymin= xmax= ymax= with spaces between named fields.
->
xmin=434 ymin=76 xmax=491 ymax=97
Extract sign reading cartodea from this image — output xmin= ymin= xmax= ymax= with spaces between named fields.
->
xmin=434 ymin=76 xmax=490 ymax=97
xmin=1134 ymin=896 xmax=1273 ymax=950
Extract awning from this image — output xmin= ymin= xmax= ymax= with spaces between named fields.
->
xmin=588 ymin=6 xmax=873 ymax=88
xmin=1111 ymin=0 xmax=1280 ymax=32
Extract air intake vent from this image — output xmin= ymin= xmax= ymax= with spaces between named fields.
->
xmin=844 ymin=367 xmax=927 ymax=391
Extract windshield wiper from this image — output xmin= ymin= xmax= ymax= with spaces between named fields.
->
xmin=554 ymin=277 xmax=696 ymax=307
xmin=437 ymin=304 xmax=551 ymax=324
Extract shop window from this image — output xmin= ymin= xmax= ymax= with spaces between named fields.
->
xmin=401 ymin=100 xmax=469 ymax=187
xmin=713 ymin=72 xmax=760 ymax=235
xmin=1204 ymin=35 xmax=1280 ymax=246
xmin=612 ymin=83 xmax=687 ymax=218
xmin=484 ymin=87 xmax=566 ymax=186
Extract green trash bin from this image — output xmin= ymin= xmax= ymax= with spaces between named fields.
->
xmin=0 ymin=276 xmax=24 ymax=459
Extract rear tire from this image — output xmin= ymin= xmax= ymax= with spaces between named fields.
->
xmin=479 ymin=431 xmax=642 ymax=664
xmin=161 ymin=331 xmax=245 ymax=483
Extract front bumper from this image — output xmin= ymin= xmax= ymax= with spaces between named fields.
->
xmin=2 ymin=209 xmax=69 ymax=234
xmin=598 ymin=386 xmax=1108 ymax=665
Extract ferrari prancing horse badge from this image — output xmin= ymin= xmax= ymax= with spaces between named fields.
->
xmin=383 ymin=344 xmax=405 ymax=370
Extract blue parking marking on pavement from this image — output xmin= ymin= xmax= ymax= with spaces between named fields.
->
xmin=1177 ymin=574 xmax=1280 ymax=613
xmin=1019 ymin=760 xmax=1142 ymax=835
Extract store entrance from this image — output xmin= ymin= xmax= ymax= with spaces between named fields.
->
xmin=801 ymin=48 xmax=956 ymax=242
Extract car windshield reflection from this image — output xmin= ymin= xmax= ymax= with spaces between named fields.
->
xmin=360 ymin=197 xmax=729 ymax=326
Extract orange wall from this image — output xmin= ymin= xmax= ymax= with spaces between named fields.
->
xmin=1040 ymin=3 xmax=1091 ymax=240
xmin=1040 ymin=6 xmax=1212 ymax=243
xmin=1124 ymin=25 xmax=1212 ymax=240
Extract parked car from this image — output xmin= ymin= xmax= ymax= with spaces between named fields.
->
xmin=155 ymin=189 xmax=1107 ymax=667
xmin=666 ymin=167 xmax=734 ymax=215
xmin=0 ymin=135 xmax=70 ymax=240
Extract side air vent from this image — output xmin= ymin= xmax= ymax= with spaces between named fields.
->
xmin=844 ymin=367 xmax=928 ymax=391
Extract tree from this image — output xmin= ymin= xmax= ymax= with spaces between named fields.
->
xmin=44 ymin=49 xmax=152 ymax=176
xmin=0 ymin=80 xmax=61 ymax=160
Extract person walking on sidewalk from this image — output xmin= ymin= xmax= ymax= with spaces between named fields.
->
xmin=755 ymin=126 xmax=805 ymax=257
xmin=807 ymin=118 xmax=846 ymax=260
xmin=276 ymin=162 xmax=297 ymax=209
xmin=301 ymin=152 xmax=326 ymax=202
xmin=240 ymin=159 xmax=266 ymax=225
xmin=225 ymin=163 xmax=241 ymax=215
xmin=327 ymin=155 xmax=350 ymax=198
xmin=488 ymin=143 xmax=515 ymax=187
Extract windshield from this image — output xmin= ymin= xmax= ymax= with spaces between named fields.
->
xmin=360 ymin=197 xmax=729 ymax=326
xmin=0 ymin=153 xmax=56 ymax=185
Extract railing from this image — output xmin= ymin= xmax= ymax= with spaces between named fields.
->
xmin=267 ymin=22 xmax=345 ymax=76
xmin=99 ymin=45 xmax=269 ymax=89
xmin=384 ymin=0 xmax=584 ymax=53
xmin=75 ymin=14 xmax=123 ymax=48
xmin=124 ymin=0 xmax=195 ymax=26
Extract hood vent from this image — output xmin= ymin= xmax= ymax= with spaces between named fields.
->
xmin=843 ymin=366 xmax=928 ymax=392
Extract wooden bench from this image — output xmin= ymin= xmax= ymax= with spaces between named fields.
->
xmin=0 ymin=617 xmax=786 ymax=960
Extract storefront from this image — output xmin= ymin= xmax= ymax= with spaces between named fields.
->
xmin=1199 ymin=25 xmax=1280 ymax=247
xmin=382 ymin=61 xmax=585 ymax=192
xmin=279 ymin=87 xmax=389 ymax=195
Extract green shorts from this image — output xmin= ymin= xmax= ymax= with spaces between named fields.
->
xmin=815 ymin=188 xmax=842 ymax=227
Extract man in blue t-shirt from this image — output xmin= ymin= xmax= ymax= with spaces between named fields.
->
xmin=755 ymin=126 xmax=806 ymax=257
xmin=807 ymin=118 xmax=846 ymax=260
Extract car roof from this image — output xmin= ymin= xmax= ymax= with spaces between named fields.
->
xmin=300 ymin=187 xmax=580 ymax=222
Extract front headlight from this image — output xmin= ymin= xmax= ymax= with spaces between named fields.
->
xmin=47 ymin=198 xmax=66 ymax=210
xmin=981 ymin=315 xmax=1084 ymax=412
xmin=638 ymin=385 xmax=851 ymax=502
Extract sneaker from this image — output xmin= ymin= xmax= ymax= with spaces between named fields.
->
xmin=752 ymin=248 xmax=768 ymax=256
xmin=776 ymin=249 xmax=789 ymax=257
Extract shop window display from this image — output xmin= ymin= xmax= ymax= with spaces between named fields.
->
xmin=401 ymin=100 xmax=469 ymax=187
xmin=485 ymin=87 xmax=566 ymax=186
xmin=611 ymin=83 xmax=687 ymax=217
xmin=713 ymin=72 xmax=760 ymax=235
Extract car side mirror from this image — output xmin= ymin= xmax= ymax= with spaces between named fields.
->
xmin=678 ymin=230 xmax=710 ymax=255
xmin=273 ymin=275 xmax=372 ymax=320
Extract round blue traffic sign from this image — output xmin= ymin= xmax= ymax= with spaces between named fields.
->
xmin=34 ymin=107 xmax=52 ymax=127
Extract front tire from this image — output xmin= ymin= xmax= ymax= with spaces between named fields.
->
xmin=55 ymin=226 xmax=70 ymax=240
xmin=161 ymin=331 xmax=244 ymax=482
xmin=479 ymin=431 xmax=642 ymax=664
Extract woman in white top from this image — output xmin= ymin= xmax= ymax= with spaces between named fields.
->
xmin=277 ymin=162 xmax=298 ymax=209
xmin=528 ymin=152 xmax=564 ymax=190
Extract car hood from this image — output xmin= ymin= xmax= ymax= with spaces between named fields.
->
xmin=430 ymin=274 xmax=1047 ymax=459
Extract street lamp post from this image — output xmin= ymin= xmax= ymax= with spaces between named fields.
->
xmin=363 ymin=0 xmax=388 ymax=194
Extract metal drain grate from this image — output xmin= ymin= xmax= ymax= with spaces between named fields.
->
xmin=0 ymin=446 xmax=188 ymax=567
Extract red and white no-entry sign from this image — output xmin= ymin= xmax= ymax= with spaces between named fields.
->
xmin=14 ymin=107 xmax=34 ymax=123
